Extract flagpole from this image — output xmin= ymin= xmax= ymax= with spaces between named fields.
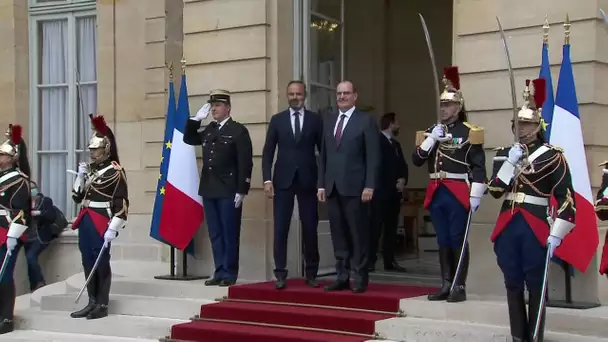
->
xmin=154 ymin=59 xmax=208 ymax=281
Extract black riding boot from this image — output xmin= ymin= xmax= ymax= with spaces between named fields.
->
xmin=71 ymin=267 xmax=97 ymax=318
xmin=428 ymin=247 xmax=453 ymax=301
xmin=87 ymin=263 xmax=111 ymax=320
xmin=447 ymin=245 xmax=469 ymax=303
xmin=528 ymin=289 xmax=546 ymax=342
xmin=507 ymin=290 xmax=529 ymax=341
xmin=0 ymin=282 xmax=15 ymax=334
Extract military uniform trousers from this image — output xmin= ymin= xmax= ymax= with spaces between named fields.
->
xmin=76 ymin=213 xmax=112 ymax=306
xmin=494 ymin=212 xmax=547 ymax=341
xmin=0 ymin=243 xmax=21 ymax=321
xmin=428 ymin=185 xmax=468 ymax=249
xmin=203 ymin=197 xmax=242 ymax=281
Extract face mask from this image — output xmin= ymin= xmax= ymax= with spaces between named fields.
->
xmin=31 ymin=188 xmax=38 ymax=196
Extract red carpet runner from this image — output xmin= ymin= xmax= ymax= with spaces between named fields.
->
xmin=169 ymin=279 xmax=437 ymax=342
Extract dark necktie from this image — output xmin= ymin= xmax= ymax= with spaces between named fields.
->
xmin=335 ymin=114 xmax=346 ymax=145
xmin=294 ymin=111 xmax=301 ymax=141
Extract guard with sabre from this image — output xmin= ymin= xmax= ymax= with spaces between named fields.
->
xmin=597 ymin=161 xmax=608 ymax=277
xmin=70 ymin=114 xmax=128 ymax=320
xmin=0 ymin=125 xmax=32 ymax=334
xmin=487 ymin=78 xmax=575 ymax=342
xmin=411 ymin=65 xmax=487 ymax=303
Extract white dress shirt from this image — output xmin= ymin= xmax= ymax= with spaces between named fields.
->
xmin=289 ymin=108 xmax=304 ymax=134
xmin=334 ymin=106 xmax=356 ymax=135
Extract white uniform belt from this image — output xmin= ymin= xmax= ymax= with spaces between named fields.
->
xmin=0 ymin=210 xmax=9 ymax=216
xmin=505 ymin=192 xmax=549 ymax=206
xmin=82 ymin=200 xmax=111 ymax=209
xmin=429 ymin=172 xmax=468 ymax=180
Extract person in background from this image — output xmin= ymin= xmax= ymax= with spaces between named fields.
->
xmin=22 ymin=182 xmax=58 ymax=291
xmin=596 ymin=161 xmax=608 ymax=277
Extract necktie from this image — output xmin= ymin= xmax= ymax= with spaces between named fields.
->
xmin=335 ymin=114 xmax=346 ymax=145
xmin=294 ymin=112 xmax=301 ymax=141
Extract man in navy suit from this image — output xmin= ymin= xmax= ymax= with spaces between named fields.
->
xmin=262 ymin=80 xmax=323 ymax=289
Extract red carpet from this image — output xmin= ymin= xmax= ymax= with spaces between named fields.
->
xmin=169 ymin=279 xmax=438 ymax=342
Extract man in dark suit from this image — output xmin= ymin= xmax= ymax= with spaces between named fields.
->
xmin=183 ymin=89 xmax=253 ymax=287
xmin=262 ymin=81 xmax=323 ymax=289
xmin=317 ymin=81 xmax=381 ymax=293
xmin=369 ymin=113 xmax=408 ymax=273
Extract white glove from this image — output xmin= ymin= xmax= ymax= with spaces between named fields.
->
xmin=429 ymin=125 xmax=445 ymax=141
xmin=193 ymin=103 xmax=211 ymax=121
xmin=104 ymin=229 xmax=117 ymax=243
xmin=31 ymin=210 xmax=41 ymax=216
xmin=77 ymin=163 xmax=88 ymax=178
xmin=507 ymin=144 xmax=524 ymax=165
xmin=547 ymin=235 xmax=562 ymax=258
xmin=6 ymin=237 xmax=18 ymax=255
xmin=470 ymin=197 xmax=481 ymax=212
xmin=234 ymin=193 xmax=245 ymax=208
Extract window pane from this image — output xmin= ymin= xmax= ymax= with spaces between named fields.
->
xmin=310 ymin=0 xmax=341 ymax=20
xmin=40 ymin=20 xmax=68 ymax=85
xmin=309 ymin=86 xmax=336 ymax=115
xmin=309 ymin=15 xmax=341 ymax=85
xmin=76 ymin=16 xmax=97 ymax=149
xmin=38 ymin=154 xmax=68 ymax=214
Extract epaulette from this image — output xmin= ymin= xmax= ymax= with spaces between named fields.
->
xmin=111 ymin=161 xmax=123 ymax=171
xmin=463 ymin=122 xmax=484 ymax=144
xmin=599 ymin=160 xmax=608 ymax=168
xmin=544 ymin=143 xmax=564 ymax=153
xmin=415 ymin=130 xmax=426 ymax=146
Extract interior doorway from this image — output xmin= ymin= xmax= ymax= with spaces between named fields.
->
xmin=292 ymin=0 xmax=454 ymax=285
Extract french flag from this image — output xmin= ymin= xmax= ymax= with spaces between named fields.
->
xmin=149 ymin=73 xmax=204 ymax=251
xmin=547 ymin=43 xmax=599 ymax=273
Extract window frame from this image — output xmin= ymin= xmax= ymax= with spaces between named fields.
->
xmin=28 ymin=1 xmax=97 ymax=218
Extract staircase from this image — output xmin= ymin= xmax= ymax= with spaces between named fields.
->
xmin=6 ymin=260 xmax=608 ymax=342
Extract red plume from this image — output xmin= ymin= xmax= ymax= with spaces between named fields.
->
xmin=10 ymin=125 xmax=22 ymax=145
xmin=443 ymin=66 xmax=460 ymax=90
xmin=532 ymin=78 xmax=547 ymax=108
xmin=90 ymin=115 xmax=109 ymax=136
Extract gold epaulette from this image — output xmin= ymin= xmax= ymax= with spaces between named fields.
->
xmin=415 ymin=130 xmax=426 ymax=146
xmin=545 ymin=143 xmax=564 ymax=153
xmin=111 ymin=161 xmax=123 ymax=171
xmin=463 ymin=122 xmax=484 ymax=145
xmin=18 ymin=170 xmax=29 ymax=179
xmin=598 ymin=160 xmax=608 ymax=168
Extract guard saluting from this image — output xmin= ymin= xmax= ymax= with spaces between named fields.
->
xmin=184 ymin=89 xmax=253 ymax=286
xmin=0 ymin=125 xmax=31 ymax=334
xmin=70 ymin=115 xmax=128 ymax=320
xmin=488 ymin=79 xmax=576 ymax=341
xmin=597 ymin=161 xmax=608 ymax=276
xmin=412 ymin=66 xmax=487 ymax=303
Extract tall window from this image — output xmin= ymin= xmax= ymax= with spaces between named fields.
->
xmin=29 ymin=0 xmax=97 ymax=217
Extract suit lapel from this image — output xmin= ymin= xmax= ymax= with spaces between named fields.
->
xmin=338 ymin=109 xmax=359 ymax=146
xmin=282 ymin=110 xmax=297 ymax=143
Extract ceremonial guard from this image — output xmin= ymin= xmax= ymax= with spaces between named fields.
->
xmin=70 ymin=115 xmax=128 ymax=320
xmin=412 ymin=66 xmax=487 ymax=303
xmin=0 ymin=125 xmax=32 ymax=334
xmin=597 ymin=161 xmax=608 ymax=276
xmin=488 ymin=79 xmax=576 ymax=341
xmin=4 ymin=125 xmax=30 ymax=177
xmin=184 ymin=89 xmax=253 ymax=286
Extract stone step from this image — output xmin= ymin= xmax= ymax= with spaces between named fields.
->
xmin=375 ymin=317 xmax=608 ymax=342
xmin=40 ymin=293 xmax=212 ymax=319
xmin=2 ymin=330 xmax=157 ymax=342
xmin=399 ymin=296 xmax=608 ymax=338
xmin=65 ymin=276 xmax=229 ymax=301
xmin=14 ymin=308 xmax=186 ymax=339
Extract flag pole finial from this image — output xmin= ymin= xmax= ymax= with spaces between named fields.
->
xmin=181 ymin=56 xmax=187 ymax=75
xmin=543 ymin=16 xmax=550 ymax=44
xmin=564 ymin=13 xmax=571 ymax=44
xmin=167 ymin=62 xmax=173 ymax=80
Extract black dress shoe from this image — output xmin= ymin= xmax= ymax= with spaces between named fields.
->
xmin=219 ymin=279 xmax=236 ymax=287
xmin=275 ymin=279 xmax=286 ymax=289
xmin=385 ymin=262 xmax=407 ymax=273
xmin=324 ymin=281 xmax=349 ymax=292
xmin=0 ymin=319 xmax=13 ymax=335
xmin=352 ymin=285 xmax=367 ymax=293
xmin=204 ymin=278 xmax=222 ymax=286
xmin=70 ymin=301 xmax=97 ymax=318
xmin=305 ymin=278 xmax=319 ymax=288
xmin=86 ymin=305 xmax=108 ymax=320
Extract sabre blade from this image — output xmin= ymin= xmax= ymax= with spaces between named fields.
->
xmin=533 ymin=242 xmax=552 ymax=341
xmin=496 ymin=17 xmax=520 ymax=143
xmin=418 ymin=13 xmax=441 ymax=124
xmin=0 ymin=251 xmax=11 ymax=283
xmin=75 ymin=241 xmax=108 ymax=303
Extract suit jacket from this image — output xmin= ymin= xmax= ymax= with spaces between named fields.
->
xmin=375 ymin=134 xmax=408 ymax=200
xmin=262 ymin=109 xmax=322 ymax=190
xmin=318 ymin=109 xmax=381 ymax=197
xmin=183 ymin=118 xmax=253 ymax=199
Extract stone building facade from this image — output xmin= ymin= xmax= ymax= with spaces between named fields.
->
xmin=1 ymin=0 xmax=607 ymax=303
